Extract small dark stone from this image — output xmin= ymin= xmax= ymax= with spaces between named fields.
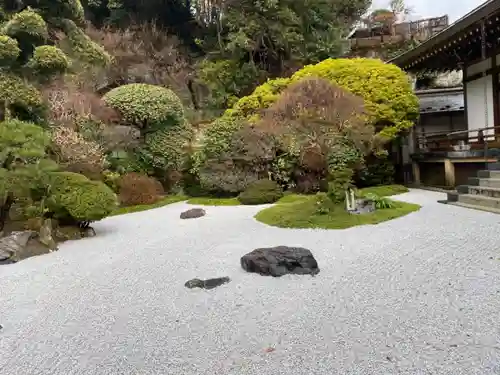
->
xmin=184 ymin=277 xmax=230 ymax=289
xmin=240 ymin=246 xmax=319 ymax=277
xmin=180 ymin=208 xmax=206 ymax=219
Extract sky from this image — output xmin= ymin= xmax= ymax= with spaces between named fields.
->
xmin=371 ymin=0 xmax=487 ymax=23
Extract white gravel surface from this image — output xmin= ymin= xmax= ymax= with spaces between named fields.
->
xmin=1 ymin=189 xmax=500 ymax=375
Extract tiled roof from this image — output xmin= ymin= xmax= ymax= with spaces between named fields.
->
xmin=416 ymin=88 xmax=464 ymax=113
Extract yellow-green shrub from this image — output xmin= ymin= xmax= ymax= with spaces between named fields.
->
xmin=3 ymin=8 xmax=48 ymax=42
xmin=196 ymin=58 xmax=418 ymax=174
xmin=103 ymin=83 xmax=185 ymax=133
xmin=0 ymin=35 xmax=20 ymax=66
xmin=222 ymin=58 xmax=418 ymax=139
xmin=46 ymin=171 xmax=117 ymax=223
xmin=27 ymin=45 xmax=69 ymax=75
xmin=59 ymin=18 xmax=111 ymax=66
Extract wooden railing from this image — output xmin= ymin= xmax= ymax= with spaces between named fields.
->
xmin=415 ymin=126 xmax=500 ymax=158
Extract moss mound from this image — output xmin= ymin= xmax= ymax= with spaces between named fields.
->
xmin=238 ymin=179 xmax=283 ymax=205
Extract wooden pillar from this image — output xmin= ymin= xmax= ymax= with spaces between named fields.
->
xmin=412 ymin=161 xmax=421 ymax=186
xmin=444 ymin=159 xmax=455 ymax=187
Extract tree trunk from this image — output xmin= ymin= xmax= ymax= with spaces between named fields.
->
xmin=0 ymin=192 xmax=14 ymax=233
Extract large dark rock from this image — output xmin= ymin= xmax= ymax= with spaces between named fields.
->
xmin=180 ymin=208 xmax=206 ymax=219
xmin=241 ymin=246 xmax=320 ymax=277
xmin=185 ymin=277 xmax=230 ymax=289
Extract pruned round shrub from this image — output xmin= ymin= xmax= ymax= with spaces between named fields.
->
xmin=46 ymin=172 xmax=117 ymax=223
xmin=238 ymin=179 xmax=283 ymax=205
xmin=0 ymin=35 xmax=20 ymax=66
xmin=59 ymin=19 xmax=111 ymax=66
xmin=117 ymin=172 xmax=164 ymax=206
xmin=103 ymin=83 xmax=185 ymax=133
xmin=27 ymin=45 xmax=69 ymax=75
xmin=3 ymin=9 xmax=48 ymax=42
xmin=139 ymin=121 xmax=193 ymax=183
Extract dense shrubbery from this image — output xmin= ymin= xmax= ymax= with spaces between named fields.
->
xmin=117 ymin=172 xmax=164 ymax=206
xmin=238 ymin=179 xmax=283 ymax=205
xmin=194 ymin=77 xmax=375 ymax=197
xmin=46 ymin=172 xmax=117 ymax=224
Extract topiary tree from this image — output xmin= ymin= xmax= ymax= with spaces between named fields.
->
xmin=45 ymin=171 xmax=117 ymax=225
xmin=102 ymin=83 xmax=185 ymax=136
xmin=0 ymin=1 xmax=110 ymax=122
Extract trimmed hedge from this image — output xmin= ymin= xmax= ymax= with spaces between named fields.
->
xmin=238 ymin=179 xmax=283 ymax=205
xmin=27 ymin=45 xmax=69 ymax=75
xmin=103 ymin=84 xmax=185 ymax=133
xmin=46 ymin=171 xmax=117 ymax=222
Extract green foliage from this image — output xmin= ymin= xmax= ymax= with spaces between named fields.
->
xmin=3 ymin=8 xmax=48 ymax=43
xmin=27 ymin=45 xmax=70 ymax=75
xmin=0 ymin=120 xmax=55 ymax=218
xmin=355 ymin=156 xmax=395 ymax=187
xmin=0 ymin=73 xmax=46 ymax=122
xmin=196 ymin=59 xmax=262 ymax=109
xmin=314 ymin=192 xmax=334 ymax=215
xmin=0 ymin=119 xmax=50 ymax=164
xmin=103 ymin=84 xmax=185 ymax=134
xmin=25 ymin=0 xmax=86 ymax=25
xmin=292 ymin=58 xmax=419 ymax=138
xmin=190 ymin=116 xmax=246 ymax=174
xmin=363 ymin=193 xmax=395 ymax=209
xmin=139 ymin=121 xmax=193 ymax=176
xmin=357 ymin=184 xmax=409 ymax=197
xmin=225 ymin=58 xmax=418 ymax=139
xmin=46 ymin=171 xmax=117 ymax=222
xmin=59 ymin=18 xmax=111 ymax=66
xmin=238 ymin=179 xmax=283 ymax=205
xmin=255 ymin=193 xmax=420 ymax=229
xmin=327 ymin=167 xmax=353 ymax=204
xmin=0 ymin=35 xmax=20 ymax=66
xmin=186 ymin=197 xmax=240 ymax=206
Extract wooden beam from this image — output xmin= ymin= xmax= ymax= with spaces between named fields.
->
xmin=444 ymin=158 xmax=456 ymax=187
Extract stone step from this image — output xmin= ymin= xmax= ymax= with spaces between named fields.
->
xmin=468 ymin=185 xmax=500 ymax=198
xmin=477 ymin=170 xmax=500 ymax=178
xmin=447 ymin=201 xmax=500 ymax=214
xmin=487 ymin=162 xmax=500 ymax=171
xmin=477 ymin=178 xmax=500 ymax=188
xmin=458 ymin=194 xmax=500 ymax=210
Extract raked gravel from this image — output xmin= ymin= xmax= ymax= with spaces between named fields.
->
xmin=1 ymin=189 xmax=500 ymax=375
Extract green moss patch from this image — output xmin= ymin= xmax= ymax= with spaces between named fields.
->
xmin=111 ymin=195 xmax=187 ymax=216
xmin=358 ymin=184 xmax=409 ymax=197
xmin=186 ymin=197 xmax=241 ymax=206
xmin=255 ymin=193 xmax=420 ymax=230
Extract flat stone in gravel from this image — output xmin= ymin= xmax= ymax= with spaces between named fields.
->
xmin=241 ymin=246 xmax=320 ymax=277
xmin=0 ymin=190 xmax=500 ymax=374
xmin=185 ymin=277 xmax=231 ymax=289
xmin=180 ymin=208 xmax=206 ymax=219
